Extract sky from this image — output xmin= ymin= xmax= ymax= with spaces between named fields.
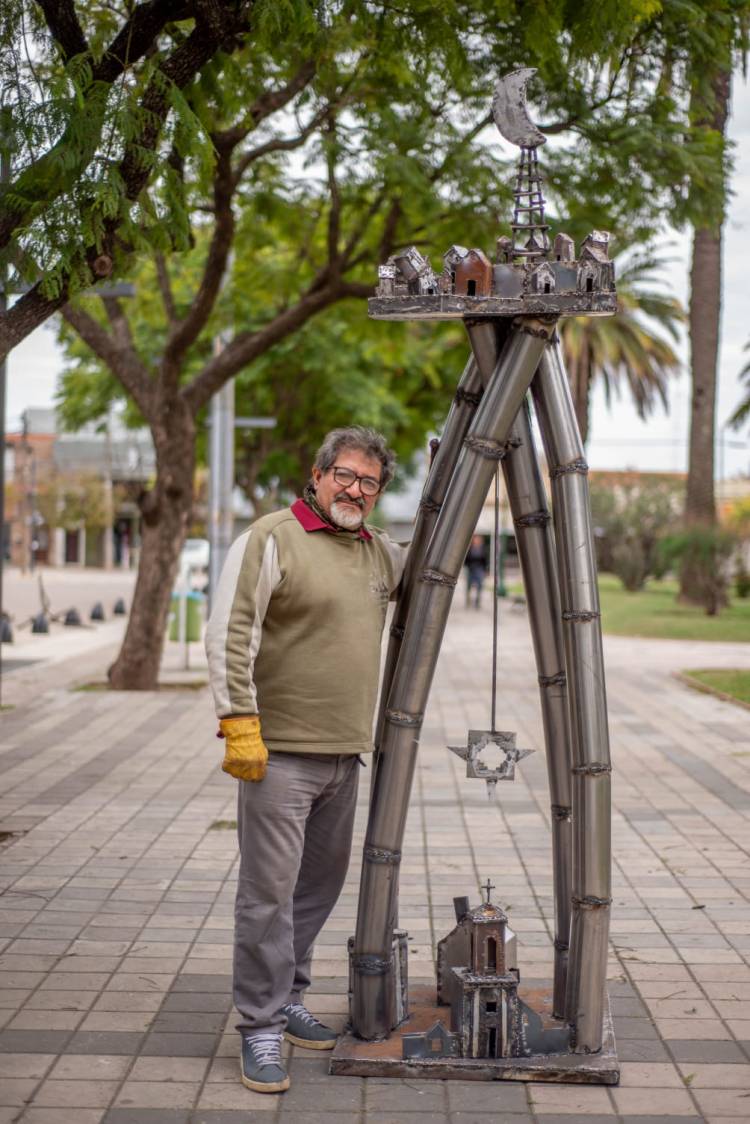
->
xmin=5 ymin=75 xmax=750 ymax=480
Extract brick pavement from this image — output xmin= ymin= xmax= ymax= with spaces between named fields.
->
xmin=0 ymin=595 xmax=749 ymax=1122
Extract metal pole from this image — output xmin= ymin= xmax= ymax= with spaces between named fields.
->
xmin=374 ymin=351 xmax=485 ymax=758
xmin=532 ymin=338 xmax=612 ymax=1053
xmin=207 ymin=373 xmax=235 ymax=611
xmin=351 ymin=318 xmax=554 ymax=1041
xmin=470 ymin=328 xmax=573 ymax=1020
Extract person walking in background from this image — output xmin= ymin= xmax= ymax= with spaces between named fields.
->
xmin=464 ymin=533 xmax=489 ymax=609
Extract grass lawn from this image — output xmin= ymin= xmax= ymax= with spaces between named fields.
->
xmin=680 ymin=669 xmax=750 ymax=707
xmin=596 ymin=575 xmax=750 ymax=642
xmin=507 ymin=573 xmax=750 ymax=643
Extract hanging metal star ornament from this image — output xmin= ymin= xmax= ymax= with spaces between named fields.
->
xmin=448 ymin=729 xmax=534 ymax=800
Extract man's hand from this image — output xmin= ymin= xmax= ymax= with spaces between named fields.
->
xmin=219 ymin=715 xmax=268 ymax=782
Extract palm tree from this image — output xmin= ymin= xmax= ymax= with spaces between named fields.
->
xmin=728 ymin=340 xmax=750 ymax=431
xmin=562 ymin=251 xmax=685 ymax=446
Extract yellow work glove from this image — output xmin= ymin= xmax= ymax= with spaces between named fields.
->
xmin=218 ymin=715 xmax=268 ymax=782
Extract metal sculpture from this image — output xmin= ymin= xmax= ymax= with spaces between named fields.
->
xmin=332 ymin=70 xmax=615 ymax=1084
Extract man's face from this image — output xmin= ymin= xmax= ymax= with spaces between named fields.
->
xmin=312 ymin=448 xmax=383 ymax=530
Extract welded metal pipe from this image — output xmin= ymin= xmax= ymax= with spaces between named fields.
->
xmin=531 ymin=338 xmax=611 ymax=1054
xmin=469 ymin=328 xmax=573 ymax=1021
xmin=351 ymin=319 xmax=555 ymax=1041
xmin=374 ymin=352 xmax=485 ymax=757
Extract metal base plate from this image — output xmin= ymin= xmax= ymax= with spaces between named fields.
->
xmin=329 ymin=983 xmax=619 ymax=1084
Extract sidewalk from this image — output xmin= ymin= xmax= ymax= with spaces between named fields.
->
xmin=0 ymin=596 xmax=749 ymax=1122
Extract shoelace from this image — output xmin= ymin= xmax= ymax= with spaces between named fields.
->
xmin=284 ymin=1002 xmax=323 ymax=1027
xmin=247 ymin=1032 xmax=283 ymax=1067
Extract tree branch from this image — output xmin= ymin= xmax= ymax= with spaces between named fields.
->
xmin=213 ymin=59 xmax=317 ymax=150
xmin=35 ymin=0 xmax=88 ymax=62
xmin=161 ymin=147 xmax=234 ymax=379
xmin=155 ymin=253 xmax=177 ymax=325
xmin=231 ymin=102 xmax=331 ymax=185
xmin=182 ymin=280 xmax=354 ymax=414
xmin=61 ymin=303 xmax=154 ymax=418
xmin=0 ymin=0 xmax=188 ymax=252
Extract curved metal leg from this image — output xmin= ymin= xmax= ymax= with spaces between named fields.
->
xmin=468 ymin=327 xmax=573 ymax=1022
xmin=373 ymin=351 xmax=485 ymax=759
xmin=351 ymin=319 xmax=555 ymax=1041
xmin=532 ymin=339 xmax=612 ymax=1054
xmin=503 ymin=403 xmax=573 ymax=1020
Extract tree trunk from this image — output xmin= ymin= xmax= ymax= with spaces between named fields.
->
xmin=571 ymin=345 xmax=591 ymax=447
xmin=680 ymin=67 xmax=731 ymax=605
xmin=108 ymin=403 xmax=196 ymax=689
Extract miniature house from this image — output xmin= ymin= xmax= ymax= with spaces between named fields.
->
xmin=437 ymin=895 xmax=522 ymax=1059
xmin=377 ymin=261 xmax=396 ymax=297
xmin=553 ymin=233 xmax=574 ymax=262
xmin=454 ymin=249 xmax=492 ymax=297
xmin=443 ymin=244 xmax=469 ymax=291
xmin=495 ymin=235 xmax=513 ymax=263
xmin=530 ymin=262 xmax=556 ymax=294
xmin=393 ymin=247 xmax=438 ymax=295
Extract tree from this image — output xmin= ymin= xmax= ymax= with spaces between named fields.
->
xmin=672 ymin=3 xmax=748 ymax=604
xmin=54 ymin=2 xmax=742 ymax=688
xmin=0 ymin=0 xmax=261 ymax=358
xmin=728 ymin=340 xmax=750 ymax=430
xmin=561 ymin=249 xmax=684 ymax=445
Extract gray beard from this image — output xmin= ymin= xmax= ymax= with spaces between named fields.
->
xmin=330 ymin=500 xmax=364 ymax=530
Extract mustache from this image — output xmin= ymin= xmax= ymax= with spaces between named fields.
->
xmin=333 ymin=491 xmax=364 ymax=509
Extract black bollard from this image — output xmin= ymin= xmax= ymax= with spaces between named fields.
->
xmin=90 ymin=602 xmax=105 ymax=621
xmin=32 ymin=613 xmax=49 ymax=634
xmin=1 ymin=615 xmax=12 ymax=643
xmin=113 ymin=598 xmax=127 ymax=615
xmin=64 ymin=608 xmax=82 ymax=627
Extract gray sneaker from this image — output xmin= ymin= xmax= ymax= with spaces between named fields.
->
xmin=281 ymin=1002 xmax=338 ymax=1050
xmin=240 ymin=1032 xmax=290 ymax=1093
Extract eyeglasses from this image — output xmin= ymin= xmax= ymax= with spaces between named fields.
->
xmin=331 ymin=465 xmax=382 ymax=496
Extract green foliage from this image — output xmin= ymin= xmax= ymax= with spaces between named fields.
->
xmin=589 ymin=473 xmax=684 ymax=591
xmin=658 ymin=524 xmax=737 ymax=614
xmin=729 ymin=340 xmax=750 ymax=431
xmin=735 ymin=558 xmax=750 ymax=599
xmin=561 ymin=248 xmax=685 ymax=442
xmin=233 ymin=304 xmax=465 ymax=504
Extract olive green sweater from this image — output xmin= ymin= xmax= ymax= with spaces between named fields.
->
xmin=205 ymin=501 xmax=407 ymax=755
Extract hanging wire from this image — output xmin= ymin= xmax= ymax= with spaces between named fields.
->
xmin=491 ymin=463 xmax=500 ymax=734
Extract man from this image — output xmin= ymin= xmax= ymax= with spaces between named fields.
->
xmin=205 ymin=426 xmax=406 ymax=1095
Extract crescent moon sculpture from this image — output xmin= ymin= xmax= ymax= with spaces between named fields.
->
xmin=492 ymin=68 xmax=546 ymax=148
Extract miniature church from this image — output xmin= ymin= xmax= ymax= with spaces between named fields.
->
xmin=436 ymin=882 xmax=524 ymax=1059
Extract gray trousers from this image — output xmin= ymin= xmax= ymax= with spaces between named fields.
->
xmin=234 ymin=750 xmax=360 ymax=1034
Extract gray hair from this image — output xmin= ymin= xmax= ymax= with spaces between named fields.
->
xmin=313 ymin=426 xmax=396 ymax=489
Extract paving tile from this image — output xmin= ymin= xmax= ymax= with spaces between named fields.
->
xmin=65 ymin=1031 xmax=145 ymax=1055
xmin=613 ymin=1088 xmax=697 ymax=1116
xmin=0 ymin=1077 xmax=38 ymax=1105
xmin=0 ymin=1053 xmax=55 ymax=1079
xmin=445 ymin=1081 xmax=529 ymax=1112
xmin=140 ymin=1032 xmax=218 ymax=1057
xmin=618 ymin=1062 xmax=684 ymax=1088
xmin=0 ymin=1029 xmax=72 ymax=1053
xmin=667 ymin=1040 xmax=748 ymax=1064
xmin=128 ymin=1056 xmax=208 ymax=1082
xmin=113 ymin=1081 xmax=200 ymax=1109
xmin=692 ymin=1087 xmax=750 ymax=1116
xmin=33 ymin=1079 xmax=119 ymax=1108
xmin=49 ymin=1055 xmax=132 ymax=1081
xmin=19 ymin=1110 xmax=105 ymax=1124
xmin=526 ymin=1083 xmax=614 ymax=1114
xmin=102 ymin=1112 xmax=191 ymax=1124
xmin=195 ymin=1083 xmax=278 ymax=1110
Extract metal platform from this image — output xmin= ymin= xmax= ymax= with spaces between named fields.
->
xmin=329 ymin=982 xmax=619 ymax=1085
xmin=368 ymin=291 xmax=617 ymax=321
